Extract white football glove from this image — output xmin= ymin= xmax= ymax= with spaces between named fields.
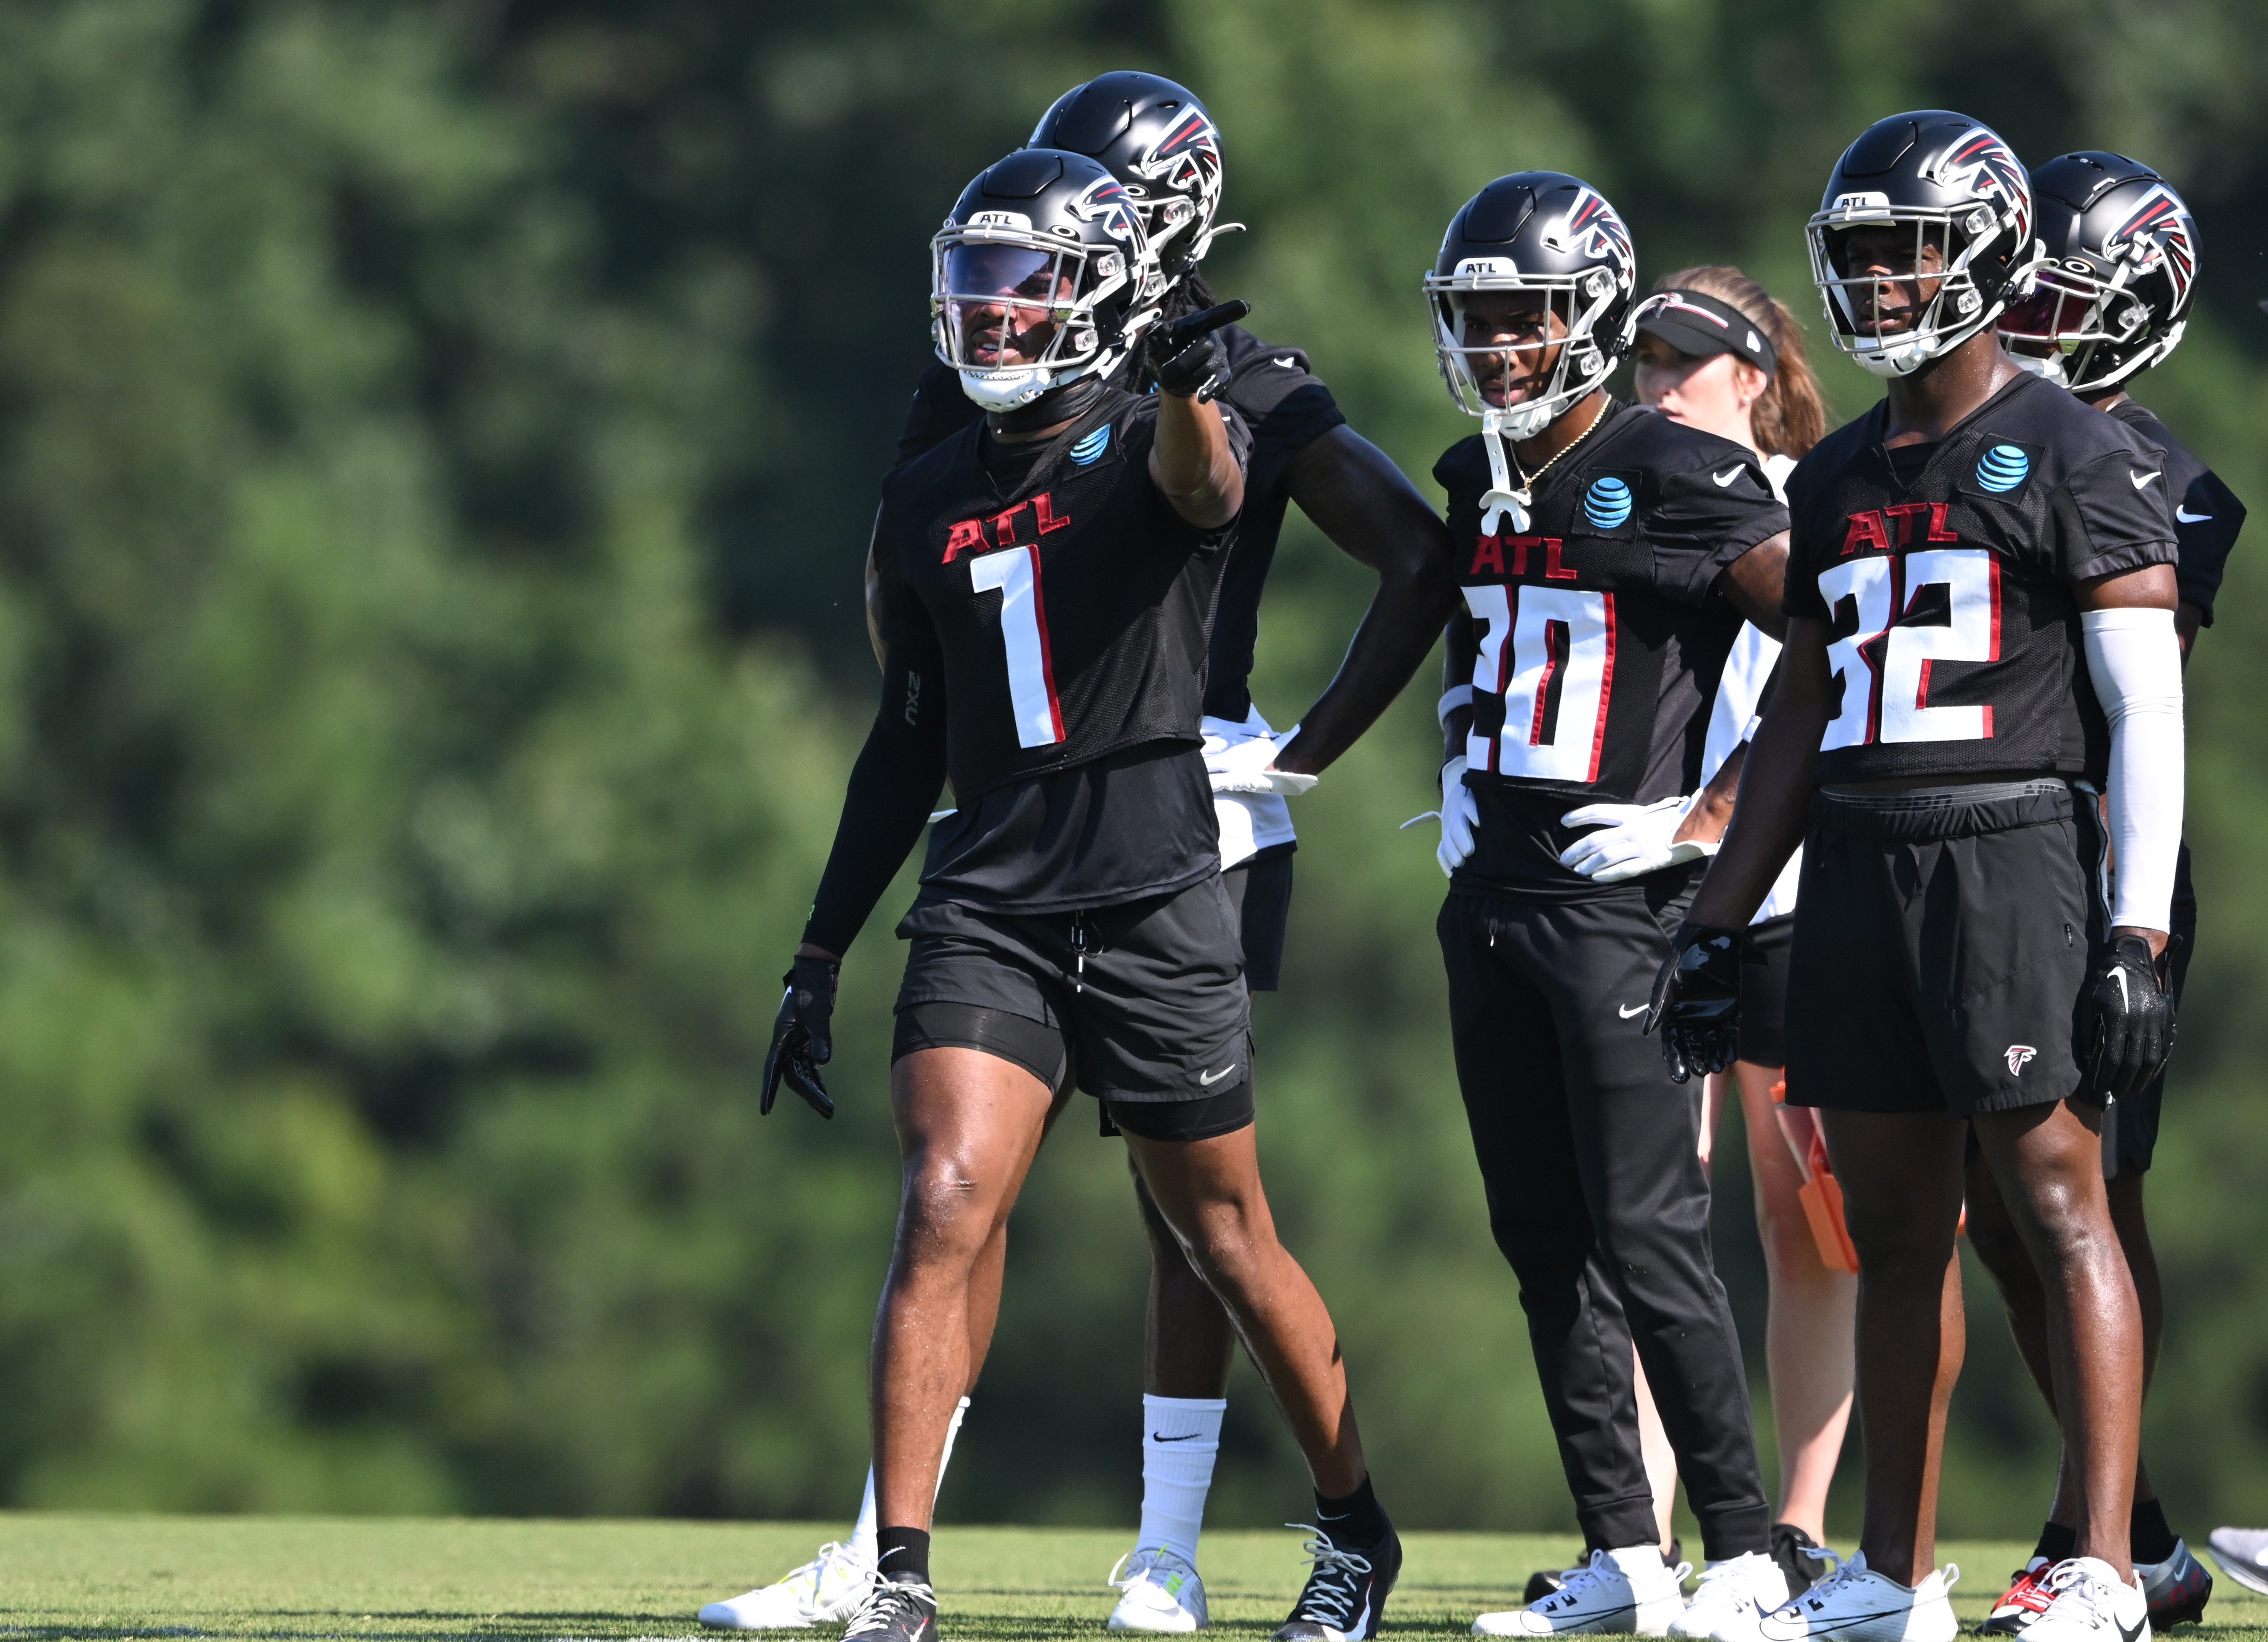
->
xmin=1203 ymin=724 xmax=1318 ymax=795
xmin=1401 ymin=756 xmax=1479 ymax=878
xmin=1558 ymin=794 xmax=1717 ymax=884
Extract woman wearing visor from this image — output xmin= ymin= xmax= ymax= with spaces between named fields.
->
xmin=1419 ymin=173 xmax=1793 ymax=1641
xmin=760 ymin=147 xmax=1400 ymax=1642
xmin=1616 ymin=273 xmax=1846 ymax=1596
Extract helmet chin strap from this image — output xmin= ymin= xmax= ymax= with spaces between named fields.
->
xmin=986 ymin=372 xmax=1107 ymax=437
xmin=2007 ymin=348 xmax=2068 ymax=384
xmin=1478 ymin=410 xmax=1533 ymax=535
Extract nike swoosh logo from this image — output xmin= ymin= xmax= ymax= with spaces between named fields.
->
xmin=2176 ymin=506 xmax=2214 ymax=523
xmin=1713 ymin=466 xmax=1743 ymax=486
xmin=1151 ymin=1431 xmax=1200 ymax=1443
xmin=2117 ymin=1617 xmax=2146 ymax=1642
xmin=2132 ymin=470 xmax=2163 ymax=489
xmin=1274 ymin=357 xmax=1301 ymax=369
xmin=1198 ymin=1063 xmax=1238 ymax=1086
xmin=1618 ymin=1003 xmax=1648 ymax=1018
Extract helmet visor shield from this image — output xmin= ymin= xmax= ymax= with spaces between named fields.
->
xmin=940 ymin=243 xmax=1080 ymax=369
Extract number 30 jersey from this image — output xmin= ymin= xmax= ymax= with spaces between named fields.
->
xmin=1438 ymin=401 xmax=1788 ymax=899
xmin=1783 ymin=370 xmax=2178 ymax=785
xmin=874 ymin=388 xmax=1249 ymax=802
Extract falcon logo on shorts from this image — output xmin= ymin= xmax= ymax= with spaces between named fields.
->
xmin=2006 ymin=1044 xmax=2038 ymax=1075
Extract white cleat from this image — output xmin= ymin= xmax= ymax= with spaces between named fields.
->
xmin=1109 ymin=1546 xmax=1210 ymax=1632
xmin=2021 ymin=1559 xmax=2150 ymax=1642
xmin=1758 ymin=1550 xmax=1956 ymax=1642
xmin=1671 ymin=1552 xmax=1796 ymax=1642
xmin=699 ymin=1541 xmax=880 ymax=1629
xmin=1474 ymin=1546 xmax=1692 ymax=1636
xmin=2205 ymin=1528 xmax=2268 ymax=1599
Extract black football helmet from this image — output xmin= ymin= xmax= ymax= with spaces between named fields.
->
xmin=930 ymin=148 xmax=1164 ymax=412
xmin=1425 ymin=171 xmax=1637 ymax=440
xmin=1030 ymin=71 xmax=1228 ymax=275
xmin=1807 ymin=112 xmax=2044 ymax=377
xmin=1998 ymin=152 xmax=2198 ymax=393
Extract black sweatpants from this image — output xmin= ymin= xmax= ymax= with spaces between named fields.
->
xmin=1439 ymin=887 xmax=1770 ymax=1560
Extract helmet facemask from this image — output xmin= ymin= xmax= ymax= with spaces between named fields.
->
xmin=930 ymin=225 xmax=1151 ymax=412
xmin=1427 ymin=263 xmax=1624 ymax=440
xmin=1998 ymin=262 xmax=2180 ymax=394
xmin=1808 ymin=201 xmax=2042 ymax=378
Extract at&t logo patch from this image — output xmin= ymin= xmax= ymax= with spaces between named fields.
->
xmin=1584 ymin=474 xmax=1632 ymax=531
xmin=1070 ymin=426 xmax=1111 ymax=465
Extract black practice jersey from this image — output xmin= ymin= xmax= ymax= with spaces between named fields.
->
xmin=875 ymin=388 xmax=1250 ymax=801
xmin=803 ymin=389 xmax=1251 ymax=953
xmin=1784 ymin=370 xmax=2177 ymax=785
xmin=895 ymin=328 xmax=1347 ymax=720
xmin=2106 ymin=399 xmax=2245 ymax=626
xmin=1438 ymin=401 xmax=1788 ymax=900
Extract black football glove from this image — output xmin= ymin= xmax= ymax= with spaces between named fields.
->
xmin=1148 ymin=299 xmax=1249 ymax=401
xmin=762 ymin=954 xmax=839 ymax=1119
xmin=2082 ymin=932 xmax=2177 ymax=1103
xmin=1643 ymin=922 xmax=1746 ymax=1085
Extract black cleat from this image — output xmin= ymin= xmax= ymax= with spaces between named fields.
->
xmin=841 ymin=1576 xmax=937 ymax=1642
xmin=1771 ymin=1524 xmax=1830 ymax=1599
xmin=1273 ymin=1519 xmax=1402 ymax=1642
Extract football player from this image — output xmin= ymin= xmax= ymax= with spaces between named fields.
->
xmin=702 ymin=74 xmax=1451 ymax=1637
xmin=1423 ymin=173 xmax=1796 ymax=1642
xmin=1626 ymin=268 xmax=1847 ymax=1600
xmin=1652 ymin=112 xmax=2183 ymax=1642
xmin=1974 ymin=152 xmax=2240 ymax=1636
xmin=755 ymin=147 xmax=1401 ymax=1642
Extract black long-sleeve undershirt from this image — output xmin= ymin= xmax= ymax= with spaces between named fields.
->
xmin=802 ymin=642 xmax=948 ymax=957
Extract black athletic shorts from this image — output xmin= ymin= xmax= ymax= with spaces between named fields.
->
xmin=893 ymin=874 xmax=1253 ymax=1112
xmin=1737 ymin=914 xmax=1793 ymax=1069
xmin=1223 ymin=843 xmax=1295 ymax=992
xmin=1784 ymin=780 xmax=2103 ymax=1117
xmin=2110 ymin=841 xmax=2195 ymax=1175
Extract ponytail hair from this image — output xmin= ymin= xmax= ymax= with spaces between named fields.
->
xmin=1652 ymin=265 xmax=1826 ymax=460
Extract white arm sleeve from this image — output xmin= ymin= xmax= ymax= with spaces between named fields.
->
xmin=2082 ymin=606 xmax=2184 ymax=932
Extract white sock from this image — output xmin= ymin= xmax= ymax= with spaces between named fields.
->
xmin=1136 ymin=1394 xmax=1226 ymax=1568
xmin=847 ymin=1396 xmax=970 ymax=1566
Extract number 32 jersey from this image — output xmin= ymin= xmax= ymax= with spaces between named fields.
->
xmin=1438 ymin=401 xmax=1788 ymax=899
xmin=874 ymin=388 xmax=1249 ymax=803
xmin=1783 ymin=370 xmax=2177 ymax=784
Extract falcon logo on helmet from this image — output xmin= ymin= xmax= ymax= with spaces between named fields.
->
xmin=1070 ymin=176 xmax=1145 ymax=247
xmin=1998 ymin=152 xmax=2200 ymax=393
xmin=1551 ymin=187 xmax=1634 ymax=266
xmin=1928 ymin=128 xmax=2032 ymax=250
xmin=1138 ymin=109 xmax=1223 ymax=212
xmin=2106 ymin=185 xmax=2196 ymax=311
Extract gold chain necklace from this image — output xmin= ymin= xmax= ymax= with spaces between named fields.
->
xmin=1513 ymin=393 xmax=1611 ymax=493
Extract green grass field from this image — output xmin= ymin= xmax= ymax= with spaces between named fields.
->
xmin=5 ymin=1517 xmax=2264 ymax=1642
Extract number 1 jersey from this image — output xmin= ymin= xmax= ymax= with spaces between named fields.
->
xmin=1782 ymin=370 xmax=2178 ymax=785
xmin=1438 ymin=401 xmax=1789 ymax=900
xmin=874 ymin=388 xmax=1250 ymax=804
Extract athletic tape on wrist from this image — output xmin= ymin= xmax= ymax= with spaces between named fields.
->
xmin=1438 ymin=685 xmax=1474 ymax=726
